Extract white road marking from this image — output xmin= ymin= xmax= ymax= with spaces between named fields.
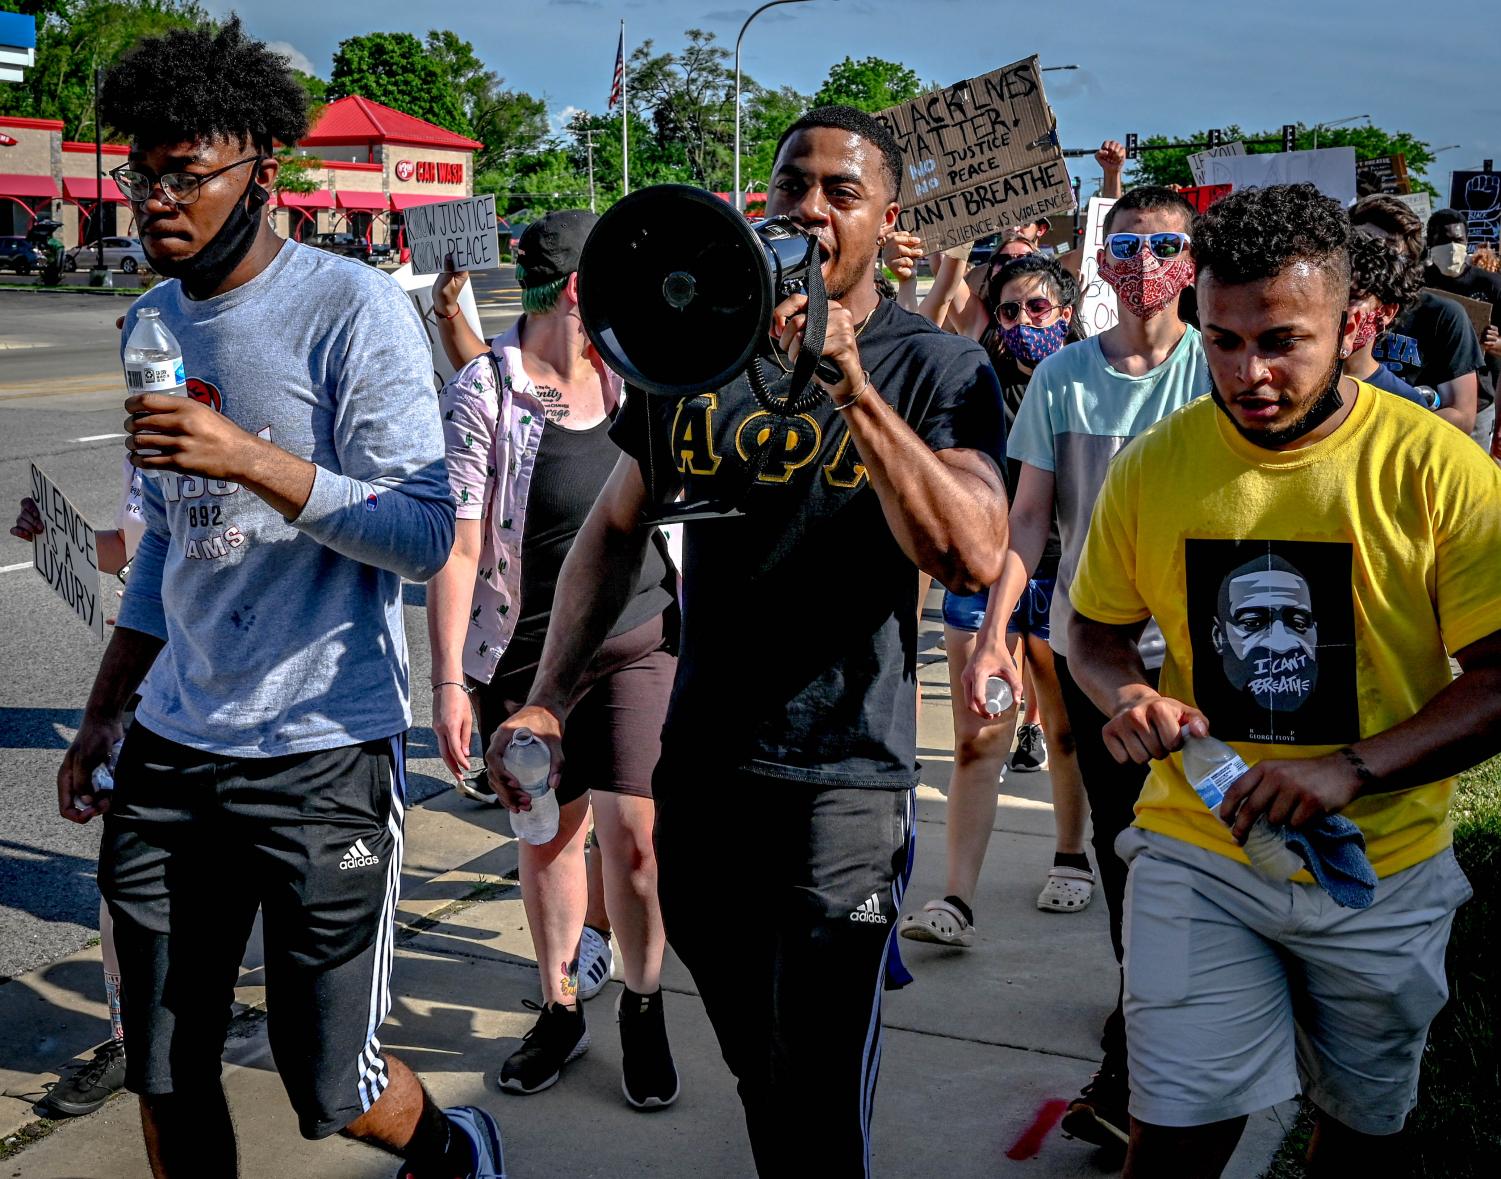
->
xmin=0 ymin=561 xmax=35 ymax=574
xmin=76 ymin=433 xmax=127 ymax=442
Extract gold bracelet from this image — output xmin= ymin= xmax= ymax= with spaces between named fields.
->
xmin=833 ymin=371 xmax=871 ymax=411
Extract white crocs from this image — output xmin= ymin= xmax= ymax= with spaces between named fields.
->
xmin=1036 ymin=866 xmax=1096 ymax=913
xmin=897 ymin=898 xmax=975 ymax=947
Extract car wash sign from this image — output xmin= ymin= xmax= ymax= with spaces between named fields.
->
xmin=396 ymin=159 xmax=464 ymax=185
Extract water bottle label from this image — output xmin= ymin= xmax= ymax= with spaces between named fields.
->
xmin=1190 ymin=755 xmax=1249 ymax=809
xmin=126 ymin=360 xmax=184 ymax=393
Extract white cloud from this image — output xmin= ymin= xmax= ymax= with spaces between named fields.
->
xmin=550 ymin=105 xmax=584 ymax=135
xmin=266 ymin=40 xmax=316 ymax=77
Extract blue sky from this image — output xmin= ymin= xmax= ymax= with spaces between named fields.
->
xmin=213 ymin=0 xmax=1500 ymax=197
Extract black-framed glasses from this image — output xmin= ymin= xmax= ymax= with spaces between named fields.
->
xmin=110 ymin=156 xmax=261 ymax=205
xmin=996 ymin=296 xmax=1061 ymax=323
xmin=1105 ymin=231 xmax=1191 ymax=261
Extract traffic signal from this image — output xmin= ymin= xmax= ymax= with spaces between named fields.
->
xmin=1125 ymin=132 xmax=1138 ymax=160
xmin=1282 ymin=124 xmax=1297 ymax=152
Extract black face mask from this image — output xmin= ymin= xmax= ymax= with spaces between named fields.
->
xmin=151 ymin=164 xmax=269 ymax=298
xmin=1210 ymin=313 xmax=1349 ymax=448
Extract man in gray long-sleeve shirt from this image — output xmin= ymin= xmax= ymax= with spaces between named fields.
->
xmin=56 ymin=20 xmax=502 ymax=1179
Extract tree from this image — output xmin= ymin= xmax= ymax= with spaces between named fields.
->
xmin=1129 ymin=124 xmax=1438 ymax=196
xmin=0 ymin=0 xmax=208 ymax=140
xmin=424 ymin=29 xmax=496 ymax=126
xmin=471 ymin=88 xmax=548 ymax=174
xmin=328 ymin=31 xmax=468 ymax=136
xmin=811 ymin=55 xmax=920 ymax=113
xmin=741 ymin=84 xmax=809 ymax=194
xmin=626 ymin=29 xmax=737 ymax=189
xmin=292 ymin=69 xmax=326 ymax=105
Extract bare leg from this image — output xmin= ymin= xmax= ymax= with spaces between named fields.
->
xmin=1125 ymin=1116 xmax=1247 ymax=1179
xmin=1305 ymin=1111 xmax=1406 ymax=1174
xmin=917 ymin=573 xmax=934 ymax=714
xmin=941 ymin=625 xmax=1020 ymax=903
xmin=342 ymin=1054 xmax=425 ymax=1151
xmin=140 ymin=1089 xmax=236 ymax=1178
xmin=1021 ymin=649 xmax=1041 ymax=726
xmin=519 ymin=794 xmax=592 ymax=1005
xmin=1026 ymin=635 xmax=1086 ymax=857
xmin=590 ymin=792 xmax=665 ymax=994
xmin=583 ymin=810 xmax=612 ymax=936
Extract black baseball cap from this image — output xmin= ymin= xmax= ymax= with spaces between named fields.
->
xmin=514 ymin=210 xmax=598 ymax=288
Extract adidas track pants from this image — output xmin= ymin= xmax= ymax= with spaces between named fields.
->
xmin=654 ymin=771 xmax=914 ymax=1178
xmin=99 ymin=724 xmax=406 ymax=1139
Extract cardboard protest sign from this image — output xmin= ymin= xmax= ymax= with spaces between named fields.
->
xmin=1076 ymin=197 xmax=1118 ymax=337
xmin=1449 ymin=171 xmax=1500 ymax=252
xmin=1356 ymin=154 xmax=1410 ymax=195
xmin=876 ymin=57 xmax=1075 ymax=253
xmin=1179 ymin=184 xmax=1230 ymax=213
xmin=1187 ymin=141 xmax=1245 ymax=186
xmin=388 ymin=263 xmax=485 ymax=391
xmin=1423 ymin=287 xmax=1493 ymax=343
xmin=1395 ymin=191 xmax=1432 ymax=224
xmin=405 ymin=194 xmax=501 ymax=276
xmin=29 ymin=464 xmax=103 ymax=641
xmin=1201 ymin=147 xmax=1358 ymax=207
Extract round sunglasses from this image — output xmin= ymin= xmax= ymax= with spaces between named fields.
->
xmin=1104 ymin=231 xmax=1191 ymax=261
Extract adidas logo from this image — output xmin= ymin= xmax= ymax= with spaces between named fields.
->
xmin=339 ymin=838 xmax=380 ymax=871
xmin=849 ymin=892 xmax=888 ymax=924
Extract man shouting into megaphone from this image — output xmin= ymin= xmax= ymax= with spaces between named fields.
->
xmin=491 ymin=104 xmax=1009 ymax=1177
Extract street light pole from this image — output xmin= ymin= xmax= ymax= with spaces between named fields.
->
xmin=582 ymin=129 xmax=597 ymax=213
xmin=1312 ymin=114 xmax=1369 ymax=151
xmin=93 ymin=63 xmax=105 ymax=275
xmin=735 ymin=0 xmax=814 ymax=213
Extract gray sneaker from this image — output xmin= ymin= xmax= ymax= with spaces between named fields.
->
xmin=1010 ymin=723 xmax=1048 ymax=772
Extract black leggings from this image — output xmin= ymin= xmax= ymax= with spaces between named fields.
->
xmin=1054 ymin=653 xmax=1157 ymax=1069
xmin=654 ymin=771 xmax=914 ymax=1178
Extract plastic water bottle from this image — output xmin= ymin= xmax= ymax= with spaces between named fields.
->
xmin=1179 ymin=728 xmax=1303 ymax=880
xmin=504 ymin=728 xmax=559 ymax=846
xmin=90 ymin=739 xmax=125 ymax=794
xmin=123 ymin=308 xmax=187 ymax=472
xmin=984 ymin=676 xmax=1014 ymax=717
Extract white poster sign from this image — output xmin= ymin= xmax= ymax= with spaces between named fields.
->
xmin=1076 ymin=196 xmax=1118 ymax=338
xmin=1187 ymin=141 xmax=1246 ymax=185
xmin=389 ymin=263 xmax=485 ymax=391
xmin=1395 ymin=191 xmax=1433 ymax=224
xmin=29 ymin=463 xmax=104 ymax=640
xmin=405 ymin=194 xmax=501 ymax=276
xmin=1202 ymin=147 xmax=1358 ymax=207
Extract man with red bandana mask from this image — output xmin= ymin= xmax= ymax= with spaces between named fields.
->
xmin=966 ymin=185 xmax=1208 ymax=1154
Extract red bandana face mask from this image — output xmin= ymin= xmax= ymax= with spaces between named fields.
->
xmin=1099 ymin=250 xmax=1194 ymax=320
xmin=1350 ymin=308 xmax=1387 ymax=352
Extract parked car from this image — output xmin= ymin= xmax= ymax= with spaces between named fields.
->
xmin=0 ymin=236 xmax=47 ymax=275
xmin=304 ymin=232 xmax=391 ymax=265
xmin=64 ymin=236 xmax=151 ymax=274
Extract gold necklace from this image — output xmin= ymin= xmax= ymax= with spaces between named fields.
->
xmin=768 ymin=303 xmax=880 ymax=373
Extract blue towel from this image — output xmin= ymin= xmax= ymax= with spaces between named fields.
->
xmin=1280 ymin=814 xmax=1379 ymax=909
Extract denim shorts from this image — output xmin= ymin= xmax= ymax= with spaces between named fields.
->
xmin=941 ymin=578 xmax=1055 ymax=638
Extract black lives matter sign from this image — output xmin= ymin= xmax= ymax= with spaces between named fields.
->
xmin=876 ymin=57 xmax=1074 ymax=253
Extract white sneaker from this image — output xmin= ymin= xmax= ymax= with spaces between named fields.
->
xmin=578 ymin=925 xmax=614 ymax=1001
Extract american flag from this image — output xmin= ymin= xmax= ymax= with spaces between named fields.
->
xmin=607 ymin=27 xmax=624 ymax=111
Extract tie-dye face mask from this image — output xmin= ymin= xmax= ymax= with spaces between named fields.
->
xmin=1099 ymin=250 xmax=1194 ymax=320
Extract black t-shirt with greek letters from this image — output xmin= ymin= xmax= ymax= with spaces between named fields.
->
xmin=609 ymin=297 xmax=1005 ymax=788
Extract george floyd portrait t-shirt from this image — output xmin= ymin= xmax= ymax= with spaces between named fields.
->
xmin=610 ymin=297 xmax=1005 ymax=789
xmin=1071 ymin=384 xmax=1501 ymax=877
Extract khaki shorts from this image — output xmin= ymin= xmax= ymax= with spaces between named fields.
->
xmin=1118 ymin=827 xmax=1472 ymax=1135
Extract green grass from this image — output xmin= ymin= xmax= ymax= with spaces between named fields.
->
xmin=1262 ymin=757 xmax=1501 ymax=1177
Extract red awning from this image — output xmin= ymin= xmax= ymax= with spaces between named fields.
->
xmin=0 ymin=173 xmax=60 ymax=199
xmin=336 ymin=190 xmax=388 ymax=211
xmin=388 ymin=192 xmax=450 ymax=212
xmin=278 ymin=189 xmax=335 ymax=209
xmin=62 ymin=175 xmax=126 ymax=203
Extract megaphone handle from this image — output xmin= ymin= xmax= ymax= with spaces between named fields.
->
xmin=794 ymin=242 xmax=829 ymax=394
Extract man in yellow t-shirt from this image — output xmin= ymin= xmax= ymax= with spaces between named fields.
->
xmin=1068 ymin=183 xmax=1501 ymax=1178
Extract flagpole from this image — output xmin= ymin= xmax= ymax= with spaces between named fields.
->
xmin=620 ymin=19 xmax=629 ymax=196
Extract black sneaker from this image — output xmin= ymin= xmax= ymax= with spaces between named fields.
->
xmin=46 ymin=1039 xmax=126 ymax=1117
xmin=497 ymin=1000 xmax=588 ymax=1095
xmin=1010 ymin=723 xmax=1048 ymax=772
xmin=617 ymin=987 xmax=679 ymax=1110
xmin=1060 ymin=1066 xmax=1130 ymax=1148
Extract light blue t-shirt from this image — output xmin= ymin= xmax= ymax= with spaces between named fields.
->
xmin=118 ymin=240 xmax=455 ymax=756
xmin=1008 ymin=325 xmax=1208 ymax=661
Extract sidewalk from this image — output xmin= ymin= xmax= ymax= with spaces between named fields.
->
xmin=1 ymin=596 xmax=1292 ymax=1177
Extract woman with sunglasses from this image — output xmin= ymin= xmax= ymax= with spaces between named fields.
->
xmin=900 ymin=253 xmax=1089 ymax=953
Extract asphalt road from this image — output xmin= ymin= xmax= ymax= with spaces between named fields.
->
xmin=0 ymin=262 xmax=523 ymax=980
